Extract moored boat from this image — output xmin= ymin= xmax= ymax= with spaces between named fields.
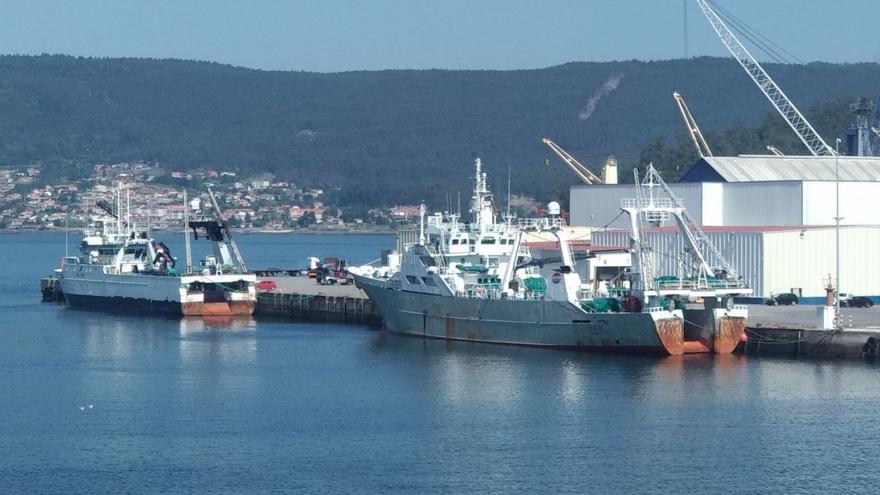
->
xmin=60 ymin=185 xmax=256 ymax=317
xmin=353 ymin=159 xmax=751 ymax=355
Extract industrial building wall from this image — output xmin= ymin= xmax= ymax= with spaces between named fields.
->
xmin=762 ymin=226 xmax=880 ymax=300
xmin=721 ymin=182 xmax=804 ymax=226
xmin=570 ymin=183 xmax=704 ymax=228
xmin=801 ymin=182 xmax=880 ymax=225
xmin=591 ymin=230 xmax=764 ymax=296
xmin=572 ymin=180 xmax=880 ymax=228
xmin=701 ymin=183 xmax=723 ymax=225
xmin=708 ymin=231 xmax=765 ymax=297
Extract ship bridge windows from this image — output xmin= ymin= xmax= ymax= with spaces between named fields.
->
xmin=480 ymin=237 xmax=496 ymax=245
xmin=405 ymin=275 xmax=421 ymax=285
xmin=421 ymin=276 xmax=437 ymax=287
xmin=123 ymin=247 xmax=147 ymax=260
xmin=451 ymin=239 xmax=460 ymax=245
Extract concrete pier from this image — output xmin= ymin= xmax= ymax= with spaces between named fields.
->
xmin=254 ymin=276 xmax=381 ymax=326
xmin=741 ymin=327 xmax=880 ymax=358
xmin=40 ymin=275 xmax=880 ymax=358
xmin=256 ymin=292 xmax=381 ymax=326
xmin=738 ymin=304 xmax=880 ymax=358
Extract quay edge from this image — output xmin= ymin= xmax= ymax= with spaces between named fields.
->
xmin=40 ymin=276 xmax=880 ymax=360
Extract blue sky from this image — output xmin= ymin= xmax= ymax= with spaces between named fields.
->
xmin=0 ymin=0 xmax=877 ymax=72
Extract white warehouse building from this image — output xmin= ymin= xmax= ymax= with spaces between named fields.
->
xmin=571 ymin=155 xmax=880 ymax=228
xmin=590 ymin=225 xmax=880 ymax=303
xmin=569 ymin=155 xmax=880 ymax=303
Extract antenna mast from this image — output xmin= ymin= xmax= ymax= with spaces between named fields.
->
xmin=183 ymin=189 xmax=192 ymax=273
xmin=506 ymin=161 xmax=512 ymax=220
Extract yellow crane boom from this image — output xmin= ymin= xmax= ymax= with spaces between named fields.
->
xmin=542 ymin=138 xmax=604 ymax=185
xmin=673 ymin=91 xmax=713 ymax=158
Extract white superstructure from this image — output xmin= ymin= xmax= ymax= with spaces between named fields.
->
xmin=60 ymin=185 xmax=256 ymax=316
xmin=355 ymin=159 xmax=750 ymax=355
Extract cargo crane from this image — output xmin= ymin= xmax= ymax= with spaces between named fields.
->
xmin=847 ymin=97 xmax=880 ymax=156
xmin=188 ymin=187 xmax=249 ymax=273
xmin=696 ymin=0 xmax=835 ymax=156
xmin=673 ymin=91 xmax=713 ymax=158
xmin=542 ymin=138 xmax=614 ymax=184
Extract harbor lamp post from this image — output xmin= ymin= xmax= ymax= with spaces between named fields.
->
xmin=835 ymin=138 xmax=842 ymax=328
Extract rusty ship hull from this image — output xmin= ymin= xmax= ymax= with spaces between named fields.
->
xmin=61 ymin=263 xmax=257 ymax=317
xmin=357 ymin=275 xmax=691 ymax=355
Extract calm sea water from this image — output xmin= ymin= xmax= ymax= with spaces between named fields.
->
xmin=2 ymin=232 xmax=880 ymax=494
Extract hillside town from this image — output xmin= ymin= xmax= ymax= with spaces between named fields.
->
xmin=0 ymin=163 xmax=426 ymax=232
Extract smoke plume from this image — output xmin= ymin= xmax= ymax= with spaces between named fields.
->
xmin=578 ymin=74 xmax=624 ymax=120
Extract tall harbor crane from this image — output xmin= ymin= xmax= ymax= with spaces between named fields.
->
xmin=673 ymin=91 xmax=713 ymax=158
xmin=695 ymin=0 xmax=835 ymax=156
xmin=542 ymin=138 xmax=604 ymax=184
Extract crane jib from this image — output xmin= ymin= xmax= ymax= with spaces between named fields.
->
xmin=695 ymin=0 xmax=835 ymax=157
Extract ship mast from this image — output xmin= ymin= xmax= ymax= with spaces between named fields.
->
xmin=183 ymin=189 xmax=192 ymax=273
xmin=470 ymin=158 xmax=495 ymax=230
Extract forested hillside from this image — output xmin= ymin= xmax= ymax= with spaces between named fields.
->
xmin=0 ymin=55 xmax=877 ymax=206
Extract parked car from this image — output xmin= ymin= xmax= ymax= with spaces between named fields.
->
xmin=846 ymin=296 xmax=875 ymax=308
xmin=316 ymin=267 xmax=337 ymax=285
xmin=255 ymin=280 xmax=277 ymax=292
xmin=765 ymin=293 xmax=799 ymax=306
xmin=335 ymin=269 xmax=355 ymax=285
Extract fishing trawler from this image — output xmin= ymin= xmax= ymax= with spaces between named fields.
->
xmin=353 ymin=159 xmax=751 ymax=355
xmin=60 ymin=186 xmax=256 ymax=316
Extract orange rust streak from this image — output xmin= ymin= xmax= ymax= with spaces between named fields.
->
xmin=683 ymin=340 xmax=711 ymax=354
xmin=713 ymin=317 xmax=746 ymax=354
xmin=656 ymin=318 xmax=685 ymax=356
xmin=183 ymin=301 xmax=255 ymax=317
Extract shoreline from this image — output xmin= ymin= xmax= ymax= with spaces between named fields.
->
xmin=0 ymin=227 xmax=397 ymax=236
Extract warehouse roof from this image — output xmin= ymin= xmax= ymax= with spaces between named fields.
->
xmin=680 ymin=155 xmax=880 ymax=182
xmin=597 ymin=225 xmax=879 ymax=234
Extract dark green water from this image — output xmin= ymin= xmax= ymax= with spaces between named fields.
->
xmin=2 ymin=233 xmax=879 ymax=493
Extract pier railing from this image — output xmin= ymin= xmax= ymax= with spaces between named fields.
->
xmin=256 ymin=292 xmax=381 ymax=326
xmin=654 ymin=277 xmax=749 ymax=291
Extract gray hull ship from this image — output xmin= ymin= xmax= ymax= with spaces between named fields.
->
xmin=358 ymin=277 xmax=684 ymax=352
xmin=60 ymin=186 xmax=256 ymax=317
xmin=354 ymin=160 xmax=750 ymax=355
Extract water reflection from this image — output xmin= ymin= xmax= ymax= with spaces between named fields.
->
xmin=57 ymin=309 xmax=259 ymax=369
xmin=366 ymin=332 xmax=762 ymax=414
xmin=558 ymin=359 xmax=586 ymax=406
xmin=754 ymin=357 xmax=880 ymax=401
xmin=178 ymin=315 xmax=257 ymax=334
xmin=178 ymin=315 xmax=258 ymax=366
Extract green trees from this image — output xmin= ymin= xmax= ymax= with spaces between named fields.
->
xmin=297 ymin=212 xmax=316 ymax=228
xmin=635 ymin=98 xmax=857 ymax=181
xmin=0 ymin=55 xmax=873 ymax=207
